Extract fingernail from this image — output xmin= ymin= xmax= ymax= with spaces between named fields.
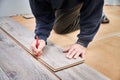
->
xmin=74 ymin=57 xmax=77 ymax=59
xmin=68 ymin=56 xmax=72 ymax=59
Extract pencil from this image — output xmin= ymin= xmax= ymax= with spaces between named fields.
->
xmin=36 ymin=36 xmax=41 ymax=57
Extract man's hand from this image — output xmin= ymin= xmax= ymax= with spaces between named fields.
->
xmin=30 ymin=39 xmax=46 ymax=56
xmin=64 ymin=43 xmax=86 ymax=59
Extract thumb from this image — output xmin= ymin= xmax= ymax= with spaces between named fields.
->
xmin=63 ymin=47 xmax=70 ymax=53
xmin=37 ymin=45 xmax=44 ymax=53
xmin=81 ymin=52 xmax=85 ymax=60
xmin=37 ymin=40 xmax=45 ymax=53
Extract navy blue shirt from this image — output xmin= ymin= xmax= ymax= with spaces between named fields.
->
xmin=29 ymin=0 xmax=104 ymax=47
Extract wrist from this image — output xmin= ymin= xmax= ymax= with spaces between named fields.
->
xmin=35 ymin=35 xmax=47 ymax=45
xmin=76 ymin=39 xmax=90 ymax=48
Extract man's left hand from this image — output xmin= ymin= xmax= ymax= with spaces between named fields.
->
xmin=63 ymin=43 xmax=86 ymax=59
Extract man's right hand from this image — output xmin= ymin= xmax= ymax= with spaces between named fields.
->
xmin=30 ymin=39 xmax=46 ymax=56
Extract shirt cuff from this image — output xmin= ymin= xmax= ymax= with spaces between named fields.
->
xmin=34 ymin=35 xmax=47 ymax=45
xmin=76 ymin=39 xmax=90 ymax=47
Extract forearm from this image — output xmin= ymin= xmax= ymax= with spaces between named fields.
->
xmin=35 ymin=17 xmax=54 ymax=41
xmin=77 ymin=0 xmax=104 ymax=47
xmin=29 ymin=0 xmax=55 ymax=41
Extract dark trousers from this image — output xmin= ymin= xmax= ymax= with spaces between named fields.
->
xmin=53 ymin=3 xmax=83 ymax=34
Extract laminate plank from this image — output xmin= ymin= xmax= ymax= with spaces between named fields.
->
xmin=0 ymin=17 xmax=84 ymax=71
xmin=0 ymin=30 xmax=59 ymax=80
xmin=56 ymin=64 xmax=110 ymax=80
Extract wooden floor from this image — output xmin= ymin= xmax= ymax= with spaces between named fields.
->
xmin=0 ymin=30 xmax=59 ymax=80
xmin=12 ymin=6 xmax=120 ymax=80
xmin=0 ymin=17 xmax=110 ymax=80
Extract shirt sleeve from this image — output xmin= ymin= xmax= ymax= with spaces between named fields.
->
xmin=77 ymin=0 xmax=104 ymax=47
xmin=29 ymin=0 xmax=55 ymax=41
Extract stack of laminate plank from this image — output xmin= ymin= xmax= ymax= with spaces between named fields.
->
xmin=0 ymin=17 xmax=110 ymax=80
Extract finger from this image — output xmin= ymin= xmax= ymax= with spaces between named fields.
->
xmin=30 ymin=46 xmax=34 ymax=53
xmin=63 ymin=47 xmax=70 ymax=53
xmin=32 ymin=48 xmax=39 ymax=55
xmin=81 ymin=52 xmax=85 ymax=59
xmin=30 ymin=45 xmax=37 ymax=55
xmin=36 ymin=52 xmax=41 ymax=57
xmin=37 ymin=44 xmax=45 ymax=53
xmin=74 ymin=52 xmax=81 ymax=59
xmin=35 ymin=47 xmax=42 ymax=57
xmin=68 ymin=50 xmax=77 ymax=59
xmin=31 ymin=48 xmax=35 ymax=54
xmin=31 ymin=44 xmax=38 ymax=53
xmin=66 ymin=48 xmax=74 ymax=57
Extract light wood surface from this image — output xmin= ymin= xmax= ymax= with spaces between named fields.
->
xmin=86 ymin=36 xmax=120 ymax=80
xmin=11 ymin=6 xmax=120 ymax=80
xmin=0 ymin=30 xmax=59 ymax=80
xmin=0 ymin=17 xmax=84 ymax=72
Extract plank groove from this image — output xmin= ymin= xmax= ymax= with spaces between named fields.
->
xmin=0 ymin=30 xmax=60 ymax=80
xmin=0 ymin=17 xmax=84 ymax=71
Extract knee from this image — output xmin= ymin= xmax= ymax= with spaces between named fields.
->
xmin=53 ymin=27 xmax=64 ymax=34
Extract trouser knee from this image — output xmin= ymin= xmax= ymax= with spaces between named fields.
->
xmin=53 ymin=3 xmax=83 ymax=34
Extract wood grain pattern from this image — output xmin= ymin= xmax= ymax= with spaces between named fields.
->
xmin=0 ymin=17 xmax=84 ymax=71
xmin=56 ymin=64 xmax=110 ymax=80
xmin=0 ymin=68 xmax=9 ymax=80
xmin=0 ymin=30 xmax=59 ymax=80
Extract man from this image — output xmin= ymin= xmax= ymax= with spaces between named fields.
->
xmin=30 ymin=0 xmax=104 ymax=59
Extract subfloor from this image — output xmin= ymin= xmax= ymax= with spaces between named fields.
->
xmin=12 ymin=6 xmax=120 ymax=80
